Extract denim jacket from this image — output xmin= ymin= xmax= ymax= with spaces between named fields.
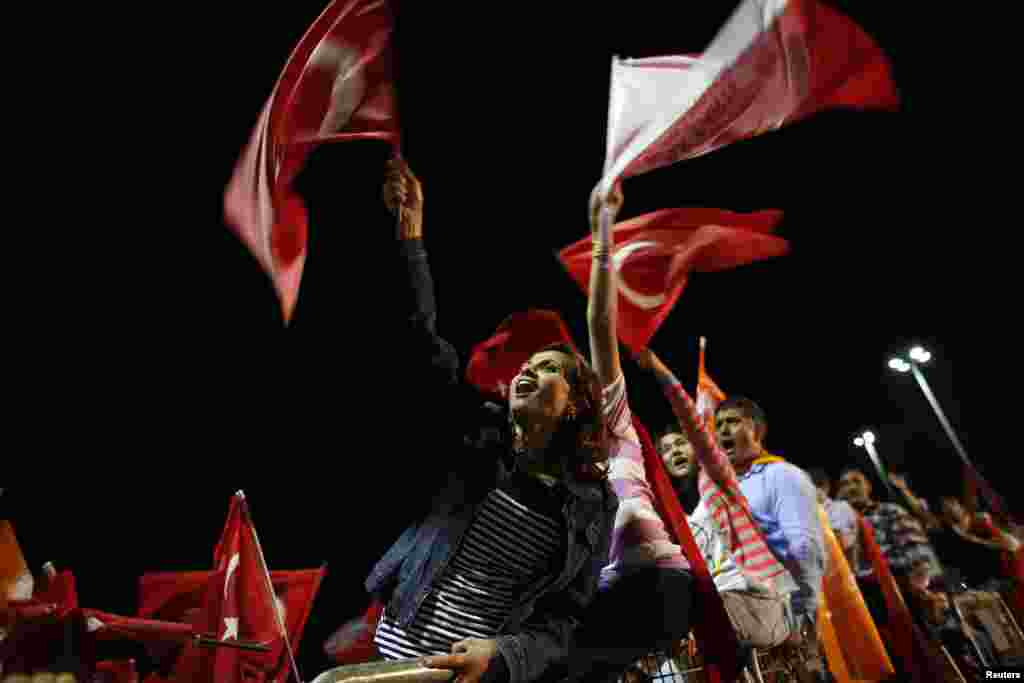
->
xmin=365 ymin=240 xmax=617 ymax=683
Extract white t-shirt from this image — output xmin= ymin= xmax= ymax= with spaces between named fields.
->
xmin=688 ymin=499 xmax=751 ymax=593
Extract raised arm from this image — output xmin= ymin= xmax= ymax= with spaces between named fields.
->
xmin=635 ymin=348 xmax=738 ymax=492
xmin=383 ymin=158 xmax=459 ymax=389
xmin=586 ymin=185 xmax=624 ymax=387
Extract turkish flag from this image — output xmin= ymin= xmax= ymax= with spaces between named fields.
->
xmin=137 ymin=498 xmax=325 ymax=683
xmin=208 ymin=493 xmax=283 ymax=683
xmin=224 ymin=0 xmax=400 ymax=322
xmin=93 ymin=659 xmax=140 ymax=683
xmin=465 ymin=310 xmax=577 ymax=399
xmin=558 ymin=208 xmax=787 ymax=352
xmin=600 ymin=0 xmax=898 ymax=195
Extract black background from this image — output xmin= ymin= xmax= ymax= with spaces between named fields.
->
xmin=7 ymin=0 xmax=978 ymax=678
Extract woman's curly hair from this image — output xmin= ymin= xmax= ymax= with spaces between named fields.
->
xmin=532 ymin=343 xmax=608 ymax=482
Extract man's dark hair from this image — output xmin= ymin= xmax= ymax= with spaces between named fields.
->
xmin=715 ymin=396 xmax=768 ymax=442
xmin=655 ymin=425 xmax=684 ymax=451
xmin=808 ymin=468 xmax=831 ymax=489
xmin=839 ymin=466 xmax=868 ymax=480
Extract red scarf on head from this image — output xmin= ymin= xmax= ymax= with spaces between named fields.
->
xmin=633 ymin=415 xmax=739 ymax=683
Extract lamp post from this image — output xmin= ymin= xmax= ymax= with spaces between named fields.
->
xmin=853 ymin=429 xmax=894 ymax=498
xmin=888 ymin=346 xmax=969 ymax=468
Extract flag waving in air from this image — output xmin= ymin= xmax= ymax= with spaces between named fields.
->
xmin=465 ymin=309 xmax=578 ymax=399
xmin=558 ymin=208 xmax=787 ymax=352
xmin=695 ymin=336 xmax=727 ymax=431
xmin=206 ymin=491 xmax=298 ymax=683
xmin=599 ymin=0 xmax=898 ymax=197
xmin=224 ymin=0 xmax=400 ymax=322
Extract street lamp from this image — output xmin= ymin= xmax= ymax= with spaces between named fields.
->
xmin=853 ymin=428 xmax=893 ymax=497
xmin=887 ymin=345 xmax=968 ymax=468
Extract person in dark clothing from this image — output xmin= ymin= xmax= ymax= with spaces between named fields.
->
xmin=364 ymin=159 xmax=617 ymax=683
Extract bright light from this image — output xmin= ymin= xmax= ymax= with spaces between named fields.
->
xmin=909 ymin=346 xmax=931 ymax=363
xmin=888 ymin=358 xmax=911 ymax=373
xmin=854 ymin=437 xmax=865 ymax=447
xmin=863 ymin=431 xmax=876 ymax=445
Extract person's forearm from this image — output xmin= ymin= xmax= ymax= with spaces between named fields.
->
xmin=649 ymin=359 xmax=736 ymax=489
xmin=587 ymin=205 xmax=621 ymax=386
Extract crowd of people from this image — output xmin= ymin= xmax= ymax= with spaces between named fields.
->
xmin=0 ymin=161 xmax=1001 ymax=683
xmin=322 ymin=162 xmax=1009 ymax=683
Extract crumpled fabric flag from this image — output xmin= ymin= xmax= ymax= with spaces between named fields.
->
xmin=558 ymin=208 xmax=787 ymax=352
xmin=224 ymin=0 xmax=400 ymax=322
xmin=465 ymin=309 xmax=578 ymax=399
xmin=599 ymin=0 xmax=899 ymax=197
xmin=814 ymin=505 xmax=893 ymax=682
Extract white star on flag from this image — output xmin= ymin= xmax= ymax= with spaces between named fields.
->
xmin=223 ymin=616 xmax=239 ymax=641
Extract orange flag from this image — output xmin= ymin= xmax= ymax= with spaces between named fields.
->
xmin=0 ymin=520 xmax=31 ymax=605
xmin=695 ymin=336 xmax=727 ymax=432
xmin=815 ymin=506 xmax=893 ymax=682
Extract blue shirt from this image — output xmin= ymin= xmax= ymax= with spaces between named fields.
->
xmin=738 ymin=460 xmax=825 ymax=623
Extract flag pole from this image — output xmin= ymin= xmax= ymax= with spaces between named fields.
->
xmin=238 ymin=491 xmax=304 ymax=683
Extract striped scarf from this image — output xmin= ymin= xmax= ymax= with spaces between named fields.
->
xmin=698 ymin=453 xmax=794 ymax=593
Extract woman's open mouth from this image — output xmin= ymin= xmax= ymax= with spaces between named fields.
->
xmin=514 ymin=377 xmax=538 ymax=397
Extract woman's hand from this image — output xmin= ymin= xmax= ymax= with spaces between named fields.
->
xmin=423 ymin=638 xmax=499 ymax=683
xmin=589 ymin=182 xmax=624 ymax=235
xmin=383 ymin=157 xmax=424 ymax=240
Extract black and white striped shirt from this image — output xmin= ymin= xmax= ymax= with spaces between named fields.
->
xmin=375 ymin=473 xmax=565 ymax=659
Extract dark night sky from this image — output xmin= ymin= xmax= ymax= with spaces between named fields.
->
xmin=8 ymin=0 xmax=978 ymax=678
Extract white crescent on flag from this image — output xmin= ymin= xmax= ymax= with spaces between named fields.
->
xmin=612 ymin=241 xmax=667 ymax=310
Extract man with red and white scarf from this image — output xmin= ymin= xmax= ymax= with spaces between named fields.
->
xmin=712 ymin=398 xmax=825 ymax=638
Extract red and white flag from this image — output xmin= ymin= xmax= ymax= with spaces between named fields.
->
xmin=558 ymin=208 xmax=787 ymax=352
xmin=695 ymin=336 xmax=727 ymax=431
xmin=137 ymin=567 xmax=325 ymax=683
xmin=599 ymin=0 xmax=898 ymax=196
xmin=224 ymin=0 xmax=400 ymax=322
xmin=207 ymin=492 xmax=288 ymax=683
xmin=465 ymin=310 xmax=577 ymax=399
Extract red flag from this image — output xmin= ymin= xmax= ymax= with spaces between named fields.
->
xmin=465 ymin=310 xmax=577 ymax=399
xmin=93 ymin=659 xmax=140 ymax=683
xmin=138 ymin=570 xmax=211 ymax=622
xmin=208 ymin=493 xmax=283 ymax=683
xmin=83 ymin=609 xmax=197 ymax=643
xmin=558 ymin=208 xmax=787 ymax=352
xmin=633 ymin=416 xmax=738 ymax=683
xmin=324 ymin=599 xmax=385 ymax=665
xmin=857 ymin=515 xmax=948 ymax=683
xmin=138 ymin=559 xmax=325 ymax=680
xmin=224 ymin=0 xmax=400 ymax=322
xmin=600 ymin=0 xmax=898 ymax=193
xmin=33 ymin=569 xmax=79 ymax=614
xmin=268 ymin=567 xmax=328 ymax=678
